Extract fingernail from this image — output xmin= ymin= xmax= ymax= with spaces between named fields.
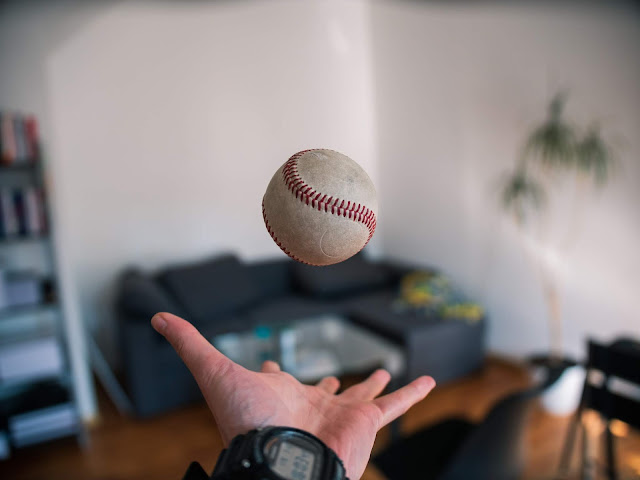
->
xmin=151 ymin=313 xmax=167 ymax=333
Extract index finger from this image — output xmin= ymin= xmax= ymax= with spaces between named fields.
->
xmin=151 ymin=312 xmax=232 ymax=382
xmin=373 ymin=376 xmax=435 ymax=427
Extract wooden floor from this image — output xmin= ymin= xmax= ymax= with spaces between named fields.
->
xmin=2 ymin=358 xmax=639 ymax=480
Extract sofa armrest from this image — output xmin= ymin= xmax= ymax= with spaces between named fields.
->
xmin=116 ymin=268 xmax=187 ymax=320
xmin=117 ymin=312 xmax=201 ymax=417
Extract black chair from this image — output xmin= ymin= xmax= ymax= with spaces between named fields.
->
xmin=373 ymin=383 xmax=547 ymax=480
xmin=557 ymin=337 xmax=640 ymax=480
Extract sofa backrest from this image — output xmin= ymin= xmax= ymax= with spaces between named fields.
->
xmin=157 ymin=254 xmax=263 ymax=323
xmin=117 ymin=252 xmax=395 ymax=325
xmin=291 ymin=252 xmax=391 ymax=298
xmin=246 ymin=258 xmax=294 ymax=300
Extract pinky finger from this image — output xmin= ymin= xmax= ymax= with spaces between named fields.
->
xmin=373 ymin=376 xmax=435 ymax=427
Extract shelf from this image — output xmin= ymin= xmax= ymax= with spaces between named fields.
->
xmin=0 ymin=378 xmax=81 ymax=450
xmin=11 ymin=422 xmax=80 ymax=449
xmin=0 ymin=113 xmax=85 ymax=455
xmin=0 ymin=233 xmax=49 ymax=246
xmin=0 ymin=371 xmax=71 ymax=399
xmin=0 ymin=301 xmax=59 ymax=322
xmin=0 ymin=162 xmax=38 ymax=172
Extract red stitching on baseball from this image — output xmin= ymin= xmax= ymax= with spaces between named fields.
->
xmin=279 ymin=149 xmax=376 ymax=245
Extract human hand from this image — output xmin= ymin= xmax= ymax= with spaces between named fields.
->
xmin=151 ymin=312 xmax=435 ymax=480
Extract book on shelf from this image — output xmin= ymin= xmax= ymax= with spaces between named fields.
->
xmin=0 ymin=380 xmax=77 ymax=448
xmin=0 ymin=112 xmax=38 ymax=166
xmin=25 ymin=186 xmax=43 ymax=234
xmin=0 ymin=186 xmax=47 ymax=239
xmin=0 ymin=336 xmax=64 ymax=384
xmin=9 ymin=402 xmax=77 ymax=447
xmin=13 ymin=116 xmax=28 ymax=163
xmin=0 ymin=270 xmax=45 ymax=310
xmin=13 ymin=189 xmax=26 ymax=236
xmin=24 ymin=116 xmax=38 ymax=160
xmin=0 ymin=189 xmax=19 ymax=238
xmin=1 ymin=114 xmax=17 ymax=164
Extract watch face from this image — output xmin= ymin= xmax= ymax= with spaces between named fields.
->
xmin=264 ymin=433 xmax=322 ymax=480
xmin=271 ymin=440 xmax=314 ymax=480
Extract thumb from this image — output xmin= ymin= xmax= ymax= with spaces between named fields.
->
xmin=151 ymin=312 xmax=231 ymax=383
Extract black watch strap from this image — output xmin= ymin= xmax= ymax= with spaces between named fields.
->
xmin=210 ymin=431 xmax=250 ymax=479
xmin=182 ymin=427 xmax=348 ymax=480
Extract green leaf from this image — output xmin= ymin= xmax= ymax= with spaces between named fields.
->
xmin=500 ymin=168 xmax=546 ymax=225
xmin=576 ymin=125 xmax=615 ymax=187
xmin=525 ymin=92 xmax=577 ymax=171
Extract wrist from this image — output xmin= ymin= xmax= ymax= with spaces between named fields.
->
xmin=208 ymin=426 xmax=349 ymax=480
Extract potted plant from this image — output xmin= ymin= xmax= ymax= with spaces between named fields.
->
xmin=500 ymin=92 xmax=615 ymax=414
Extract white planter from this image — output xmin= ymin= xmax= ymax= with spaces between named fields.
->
xmin=540 ymin=364 xmax=586 ymax=416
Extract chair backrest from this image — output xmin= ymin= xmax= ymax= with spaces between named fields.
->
xmin=583 ymin=338 xmax=640 ymax=429
xmin=437 ymin=387 xmax=540 ymax=480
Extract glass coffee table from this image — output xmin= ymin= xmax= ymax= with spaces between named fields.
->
xmin=211 ymin=314 xmax=405 ymax=383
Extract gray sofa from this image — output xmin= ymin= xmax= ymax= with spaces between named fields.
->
xmin=116 ymin=253 xmax=485 ymax=417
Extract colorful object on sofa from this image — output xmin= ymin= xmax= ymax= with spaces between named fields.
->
xmin=395 ymin=271 xmax=483 ymax=323
xmin=441 ymin=303 xmax=484 ymax=322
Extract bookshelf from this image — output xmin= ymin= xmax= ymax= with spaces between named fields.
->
xmin=0 ymin=112 xmax=85 ymax=459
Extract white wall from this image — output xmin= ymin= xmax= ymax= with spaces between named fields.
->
xmin=0 ymin=0 xmax=378 ymax=419
xmin=47 ymin=0 xmax=378 ymax=341
xmin=372 ymin=1 xmax=640 ymax=358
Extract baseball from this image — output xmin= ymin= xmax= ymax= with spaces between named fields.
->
xmin=262 ymin=149 xmax=377 ymax=266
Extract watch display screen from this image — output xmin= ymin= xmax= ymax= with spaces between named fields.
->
xmin=268 ymin=440 xmax=315 ymax=480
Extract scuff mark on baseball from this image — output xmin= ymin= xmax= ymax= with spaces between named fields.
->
xmin=262 ymin=149 xmax=377 ymax=266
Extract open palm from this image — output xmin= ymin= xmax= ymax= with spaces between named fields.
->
xmin=152 ymin=312 xmax=435 ymax=480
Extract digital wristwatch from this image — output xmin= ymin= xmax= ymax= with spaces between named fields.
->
xmin=182 ymin=426 xmax=349 ymax=480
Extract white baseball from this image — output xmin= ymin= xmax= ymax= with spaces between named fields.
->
xmin=262 ymin=149 xmax=377 ymax=266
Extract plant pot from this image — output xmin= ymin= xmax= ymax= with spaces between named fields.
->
xmin=529 ymin=355 xmax=585 ymax=416
xmin=540 ymin=364 xmax=585 ymax=415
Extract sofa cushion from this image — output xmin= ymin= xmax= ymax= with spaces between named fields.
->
xmin=157 ymin=254 xmax=262 ymax=322
xmin=117 ymin=269 xmax=186 ymax=320
xmin=247 ymin=295 xmax=344 ymax=326
xmin=292 ymin=253 xmax=390 ymax=298
xmin=246 ymin=259 xmax=293 ymax=300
